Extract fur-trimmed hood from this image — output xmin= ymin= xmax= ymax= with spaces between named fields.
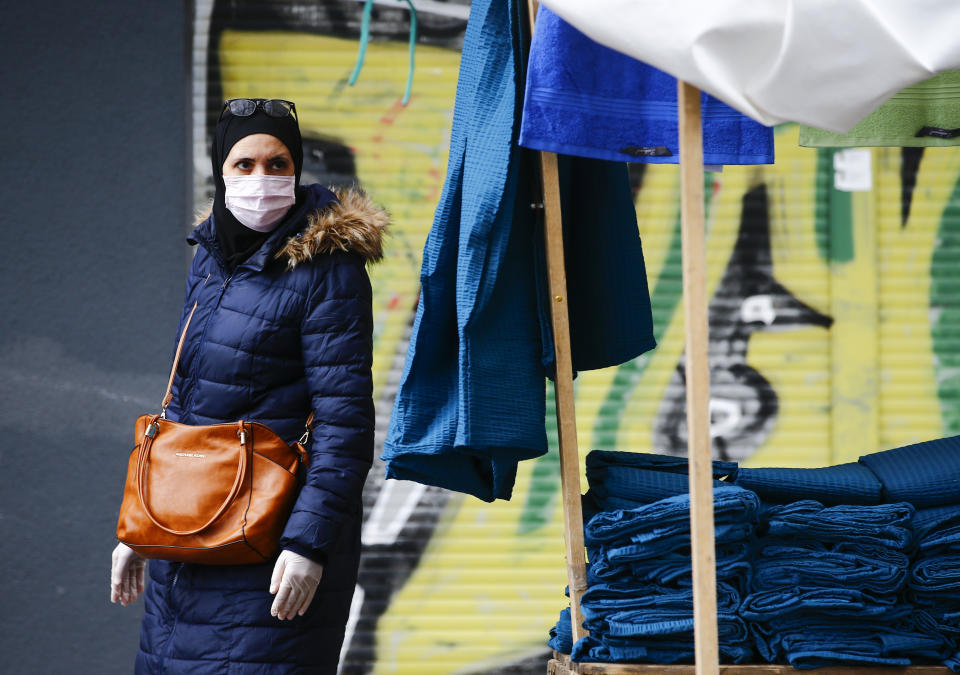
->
xmin=277 ymin=186 xmax=388 ymax=268
xmin=192 ymin=184 xmax=388 ymax=270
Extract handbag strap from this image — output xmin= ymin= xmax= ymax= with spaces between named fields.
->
xmin=136 ymin=418 xmax=248 ymax=536
xmin=161 ymin=301 xmax=199 ymax=417
xmin=159 ymin=299 xmax=316 ymax=436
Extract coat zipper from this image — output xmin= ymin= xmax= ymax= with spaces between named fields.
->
xmin=163 ymin=562 xmax=186 ymax=663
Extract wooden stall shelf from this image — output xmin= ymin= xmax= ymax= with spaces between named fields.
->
xmin=548 ymin=653 xmax=952 ymax=675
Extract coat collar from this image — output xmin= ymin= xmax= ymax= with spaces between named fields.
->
xmin=189 ymin=184 xmax=388 ymax=272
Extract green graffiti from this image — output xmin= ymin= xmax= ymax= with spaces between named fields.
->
xmin=932 ymin=173 xmax=960 ymax=434
xmin=815 ymin=149 xmax=854 ymax=263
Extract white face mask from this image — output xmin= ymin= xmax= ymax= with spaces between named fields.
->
xmin=223 ymin=174 xmax=296 ymax=232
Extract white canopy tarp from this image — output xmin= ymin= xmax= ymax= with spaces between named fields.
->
xmin=541 ymin=0 xmax=960 ymax=133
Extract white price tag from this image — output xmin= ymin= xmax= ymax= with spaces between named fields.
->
xmin=833 ymin=149 xmax=873 ymax=192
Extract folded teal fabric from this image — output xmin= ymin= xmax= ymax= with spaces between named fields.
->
xmin=914 ymin=505 xmax=960 ymax=552
xmin=586 ymin=450 xmax=737 ymax=481
xmin=584 ymin=470 xmax=727 ymax=516
xmin=733 ymin=463 xmax=882 ymax=506
xmin=761 ymin=501 xmax=914 ymax=551
xmin=584 ymin=486 xmax=759 ymax=546
xmin=752 ymin=544 xmax=909 ymax=594
xmin=741 ymin=587 xmax=903 ymax=623
xmin=581 ymin=581 xmax=740 ymax=624
xmin=549 ymin=607 xmax=573 ymax=654
xmin=572 ymin=615 xmax=752 ymax=664
xmin=573 ymin=583 xmax=752 ymax=664
xmin=587 ymin=541 xmax=751 ymax=592
xmin=583 ymin=450 xmax=734 ymax=517
xmin=911 ymin=555 xmax=960 ymax=596
xmin=860 ymin=435 xmax=960 ymax=508
xmin=752 ymin=614 xmax=952 ymax=668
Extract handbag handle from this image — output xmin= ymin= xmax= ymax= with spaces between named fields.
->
xmin=136 ymin=417 xmax=248 ymax=536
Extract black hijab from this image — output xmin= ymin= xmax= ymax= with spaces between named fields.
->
xmin=211 ymin=106 xmax=304 ymax=271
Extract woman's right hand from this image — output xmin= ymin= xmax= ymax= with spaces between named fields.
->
xmin=110 ymin=542 xmax=146 ymax=606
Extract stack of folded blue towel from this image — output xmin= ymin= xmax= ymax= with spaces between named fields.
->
xmin=743 ymin=500 xmax=952 ymax=667
xmin=553 ymin=451 xmax=757 ymax=664
xmin=910 ymin=505 xmax=960 ymax=668
xmin=862 ymin=435 xmax=960 ymax=668
xmin=550 ymin=439 xmax=960 ymax=668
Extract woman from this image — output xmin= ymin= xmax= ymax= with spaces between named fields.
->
xmin=109 ymin=98 xmax=387 ymax=673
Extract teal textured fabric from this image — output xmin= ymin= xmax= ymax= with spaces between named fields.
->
xmin=383 ymin=0 xmax=655 ymax=501
xmin=860 ymin=435 xmax=960 ymax=508
xmin=733 ymin=463 xmax=883 ymax=506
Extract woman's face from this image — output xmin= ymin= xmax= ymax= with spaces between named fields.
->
xmin=222 ymin=133 xmax=295 ymax=177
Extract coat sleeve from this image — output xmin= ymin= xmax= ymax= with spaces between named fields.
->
xmin=279 ymin=253 xmax=375 ymax=564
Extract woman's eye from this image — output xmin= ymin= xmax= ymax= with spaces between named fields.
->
xmin=235 ymin=160 xmax=252 ymax=170
xmin=270 ymin=160 xmax=288 ymax=171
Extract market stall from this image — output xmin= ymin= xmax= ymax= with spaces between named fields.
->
xmin=527 ymin=1 xmax=960 ymax=674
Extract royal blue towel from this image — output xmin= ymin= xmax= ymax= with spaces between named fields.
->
xmin=860 ymin=435 xmax=960 ymax=508
xmin=519 ymin=6 xmax=774 ymax=165
xmin=733 ymin=463 xmax=883 ymax=506
xmin=383 ymin=0 xmax=656 ymax=501
xmin=752 ymin=544 xmax=909 ymax=595
xmin=760 ymin=501 xmax=915 ymax=551
xmin=584 ymin=486 xmax=759 ymax=546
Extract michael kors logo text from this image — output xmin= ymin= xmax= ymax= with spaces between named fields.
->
xmin=175 ymin=452 xmax=206 ymax=458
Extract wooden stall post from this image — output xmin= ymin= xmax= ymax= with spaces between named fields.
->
xmin=678 ymin=81 xmax=720 ymax=675
xmin=525 ymin=1 xmax=589 ymax=646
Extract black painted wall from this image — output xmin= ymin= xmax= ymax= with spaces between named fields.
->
xmin=0 ymin=3 xmax=189 ymax=672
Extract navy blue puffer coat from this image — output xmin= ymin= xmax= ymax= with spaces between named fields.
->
xmin=136 ymin=184 xmax=387 ymax=674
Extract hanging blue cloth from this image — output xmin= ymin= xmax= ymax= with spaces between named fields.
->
xmin=519 ymin=6 xmax=774 ymax=165
xmin=383 ymin=0 xmax=656 ymax=501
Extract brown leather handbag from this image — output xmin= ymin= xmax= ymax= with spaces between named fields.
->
xmin=116 ymin=301 xmax=311 ymax=565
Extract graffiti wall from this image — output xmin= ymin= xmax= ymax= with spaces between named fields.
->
xmin=192 ymin=2 xmax=960 ymax=672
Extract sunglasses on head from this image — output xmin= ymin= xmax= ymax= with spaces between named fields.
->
xmin=219 ymin=98 xmax=297 ymax=121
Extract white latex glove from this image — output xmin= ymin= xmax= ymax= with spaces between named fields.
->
xmin=110 ymin=542 xmax=146 ymax=606
xmin=269 ymin=549 xmax=324 ymax=620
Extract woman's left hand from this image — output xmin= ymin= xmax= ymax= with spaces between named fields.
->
xmin=269 ymin=549 xmax=324 ymax=620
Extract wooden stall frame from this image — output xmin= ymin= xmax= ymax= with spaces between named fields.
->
xmin=526 ymin=3 xmax=954 ymax=675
